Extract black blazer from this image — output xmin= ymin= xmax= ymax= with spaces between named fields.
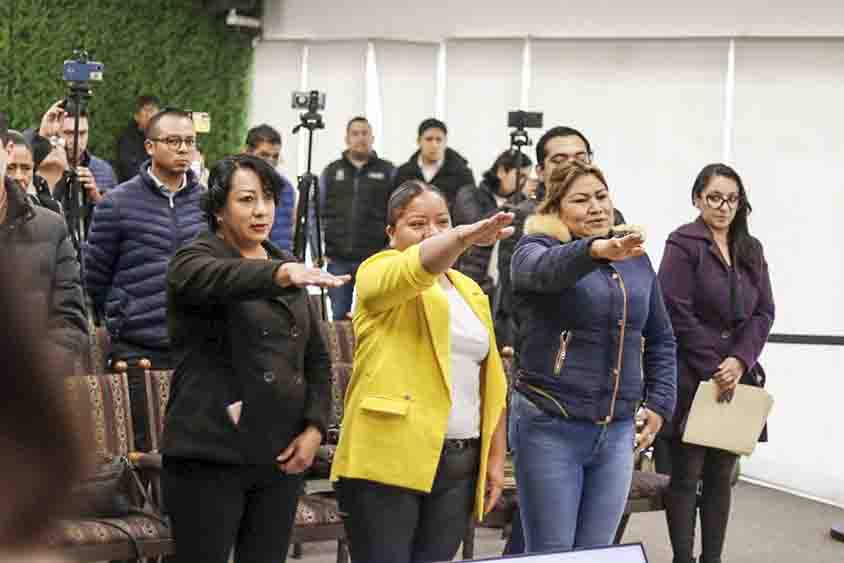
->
xmin=162 ymin=232 xmax=330 ymax=465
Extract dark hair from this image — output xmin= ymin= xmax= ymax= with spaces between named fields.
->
xmin=202 ymin=154 xmax=284 ymax=232
xmin=245 ymin=124 xmax=282 ymax=149
xmin=346 ymin=116 xmax=370 ymax=132
xmin=482 ymin=149 xmax=533 ymax=192
xmin=692 ymin=163 xmax=758 ymax=268
xmin=0 ymin=260 xmax=87 ymax=549
xmin=136 ymin=95 xmax=161 ymax=111
xmin=387 ymin=180 xmax=447 ymax=227
xmin=145 ymin=108 xmax=192 ymax=139
xmin=0 ymin=111 xmax=8 ymax=139
xmin=536 ymin=126 xmax=592 ymax=166
xmin=418 ymin=118 xmax=447 ymax=138
xmin=3 ymin=130 xmax=32 ymax=157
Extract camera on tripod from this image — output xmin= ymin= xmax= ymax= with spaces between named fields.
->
xmin=291 ymin=90 xmax=326 ymax=112
xmin=63 ymin=55 xmax=104 ymax=84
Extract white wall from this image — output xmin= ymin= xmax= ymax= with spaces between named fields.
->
xmin=263 ymin=0 xmax=844 ymax=41
xmin=251 ymin=5 xmax=844 ymax=507
xmin=742 ymin=343 xmax=844 ymax=507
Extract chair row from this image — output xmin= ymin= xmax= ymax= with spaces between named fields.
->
xmin=48 ymin=370 xmax=350 ymax=563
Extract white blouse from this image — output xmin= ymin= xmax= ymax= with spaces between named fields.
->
xmin=444 ymin=284 xmax=489 ymax=439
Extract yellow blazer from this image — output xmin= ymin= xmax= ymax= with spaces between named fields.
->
xmin=330 ymin=244 xmax=508 ymax=520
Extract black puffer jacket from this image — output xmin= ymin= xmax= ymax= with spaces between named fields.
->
xmin=0 ymin=177 xmax=87 ymax=354
xmin=393 ymin=147 xmax=475 ymax=210
xmin=452 ymin=179 xmax=525 ymax=294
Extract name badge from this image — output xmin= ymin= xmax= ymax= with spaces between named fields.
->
xmin=335 ymin=169 xmax=345 ymax=181
xmin=367 ymin=171 xmax=385 ymax=180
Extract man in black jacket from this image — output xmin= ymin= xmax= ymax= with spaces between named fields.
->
xmin=392 ymin=118 xmax=475 ymax=211
xmin=115 ymin=95 xmax=160 ymax=182
xmin=4 ymin=130 xmax=62 ymax=214
xmin=320 ymin=116 xmax=395 ymax=320
xmin=0 ymin=122 xmax=87 ymax=360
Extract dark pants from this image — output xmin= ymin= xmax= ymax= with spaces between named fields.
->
xmin=664 ymin=441 xmax=738 ymax=563
xmin=326 ymin=258 xmax=361 ymax=320
xmin=336 ymin=445 xmax=479 ymax=563
xmin=162 ymin=457 xmax=302 ymax=563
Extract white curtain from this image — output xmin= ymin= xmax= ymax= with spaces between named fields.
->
xmin=304 ymin=41 xmax=368 ymax=177
xmin=444 ymin=39 xmax=524 ymax=180
xmin=375 ymin=40 xmax=439 ymax=166
xmin=733 ymin=38 xmax=844 ymax=336
xmin=249 ymin=40 xmax=303 ymax=179
xmin=531 ymin=39 xmax=729 ymax=266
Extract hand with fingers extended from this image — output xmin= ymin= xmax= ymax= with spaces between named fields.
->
xmin=275 ymin=262 xmax=351 ymax=289
xmin=39 ymin=100 xmax=67 ymax=139
xmin=276 ymin=426 xmax=323 ymax=474
xmin=454 ymin=211 xmax=515 ymax=248
xmin=590 ymin=233 xmax=646 ymax=262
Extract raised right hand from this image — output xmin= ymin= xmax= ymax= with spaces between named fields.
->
xmin=590 ymin=233 xmax=645 ymax=262
xmin=275 ymin=262 xmax=350 ymax=289
xmin=454 ymin=211 xmax=515 ymax=248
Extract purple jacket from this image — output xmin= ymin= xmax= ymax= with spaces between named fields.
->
xmin=657 ymin=217 xmax=775 ymax=437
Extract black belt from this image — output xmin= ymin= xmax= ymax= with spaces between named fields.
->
xmin=443 ymin=438 xmax=480 ymax=452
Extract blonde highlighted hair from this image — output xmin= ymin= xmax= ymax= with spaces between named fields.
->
xmin=536 ymin=160 xmax=610 ymax=216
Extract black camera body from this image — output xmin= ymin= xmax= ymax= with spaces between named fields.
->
xmin=291 ymin=90 xmax=326 ymax=112
xmin=508 ymin=110 xmax=543 ymax=130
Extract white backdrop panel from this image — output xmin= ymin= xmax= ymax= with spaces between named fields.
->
xmin=445 ymin=39 xmax=524 ymax=180
xmin=741 ymin=344 xmax=844 ymax=506
xmin=733 ymin=39 xmax=844 ymax=337
xmin=375 ymin=41 xmax=438 ymax=165
xmin=250 ymin=40 xmax=303 ymax=179
xmin=305 ymin=41 xmax=367 ymax=176
xmin=531 ymin=39 xmax=727 ymax=267
xmin=264 ymin=0 xmax=844 ymax=41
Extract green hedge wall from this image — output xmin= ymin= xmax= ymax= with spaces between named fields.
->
xmin=0 ymin=0 xmax=255 ymax=165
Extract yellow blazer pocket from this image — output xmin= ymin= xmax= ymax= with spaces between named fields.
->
xmin=360 ymin=396 xmax=410 ymax=416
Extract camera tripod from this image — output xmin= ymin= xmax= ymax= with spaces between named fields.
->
xmin=291 ymin=106 xmax=328 ymax=320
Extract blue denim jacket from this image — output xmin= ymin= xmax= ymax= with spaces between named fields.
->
xmin=510 ymin=214 xmax=677 ymax=423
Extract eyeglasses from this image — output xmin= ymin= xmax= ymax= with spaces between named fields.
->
xmin=704 ymin=193 xmax=742 ymax=210
xmin=151 ymin=136 xmax=197 ymax=151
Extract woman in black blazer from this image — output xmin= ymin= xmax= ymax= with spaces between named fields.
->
xmin=162 ymin=154 xmax=349 ymax=563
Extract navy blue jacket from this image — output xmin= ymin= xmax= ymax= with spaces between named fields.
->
xmin=269 ymin=173 xmax=296 ymax=252
xmin=510 ymin=214 xmax=677 ymax=423
xmin=84 ymin=163 xmax=205 ymax=358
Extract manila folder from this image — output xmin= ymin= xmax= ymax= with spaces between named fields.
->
xmin=682 ymin=381 xmax=774 ymax=456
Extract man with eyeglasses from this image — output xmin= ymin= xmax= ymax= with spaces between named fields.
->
xmin=85 ymin=109 xmax=205 ymax=449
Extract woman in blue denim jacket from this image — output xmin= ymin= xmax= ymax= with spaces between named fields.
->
xmin=509 ymin=160 xmax=677 ymax=553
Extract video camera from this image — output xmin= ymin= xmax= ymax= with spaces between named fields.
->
xmin=291 ymin=90 xmax=326 ymax=112
xmin=63 ymin=56 xmax=104 ymax=84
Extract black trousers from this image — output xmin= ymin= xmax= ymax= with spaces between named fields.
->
xmin=664 ymin=440 xmax=738 ymax=563
xmin=162 ymin=457 xmax=302 ymax=563
xmin=336 ymin=444 xmax=479 ymax=563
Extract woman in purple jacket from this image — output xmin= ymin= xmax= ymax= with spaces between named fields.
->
xmin=658 ymin=163 xmax=775 ymax=563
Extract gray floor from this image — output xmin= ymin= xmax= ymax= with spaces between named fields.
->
xmin=290 ymin=482 xmax=844 ymax=563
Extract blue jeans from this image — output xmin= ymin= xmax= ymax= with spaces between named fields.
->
xmin=327 ymin=258 xmax=361 ymax=321
xmin=509 ymin=391 xmax=634 ymax=553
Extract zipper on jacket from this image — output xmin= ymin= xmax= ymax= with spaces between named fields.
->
xmin=605 ymin=268 xmax=628 ymax=423
xmin=524 ymin=383 xmax=570 ymax=419
xmin=553 ymin=331 xmax=572 ymax=376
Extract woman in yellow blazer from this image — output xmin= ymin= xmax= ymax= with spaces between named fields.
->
xmin=331 ymin=180 xmax=512 ymax=563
